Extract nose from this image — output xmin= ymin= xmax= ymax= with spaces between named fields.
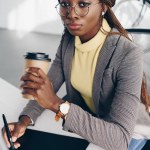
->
xmin=66 ymin=6 xmax=78 ymax=18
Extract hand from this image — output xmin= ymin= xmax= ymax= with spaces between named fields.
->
xmin=2 ymin=116 xmax=30 ymax=149
xmin=20 ymin=67 xmax=64 ymax=113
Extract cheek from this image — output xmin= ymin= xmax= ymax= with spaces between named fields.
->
xmin=87 ymin=9 xmax=101 ymax=22
xmin=88 ymin=7 xmax=102 ymax=20
xmin=85 ymin=14 xmax=100 ymax=29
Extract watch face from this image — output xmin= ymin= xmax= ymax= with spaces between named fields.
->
xmin=60 ymin=102 xmax=70 ymax=115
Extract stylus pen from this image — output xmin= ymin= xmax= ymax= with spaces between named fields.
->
xmin=2 ymin=114 xmax=15 ymax=150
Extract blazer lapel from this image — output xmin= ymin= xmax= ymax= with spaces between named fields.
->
xmin=63 ymin=36 xmax=83 ymax=105
xmin=92 ymin=35 xmax=120 ymax=115
xmin=63 ymin=36 xmax=75 ymax=81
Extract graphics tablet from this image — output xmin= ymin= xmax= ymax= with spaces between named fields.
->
xmin=18 ymin=129 xmax=89 ymax=150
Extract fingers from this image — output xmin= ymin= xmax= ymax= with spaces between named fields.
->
xmin=26 ymin=67 xmax=47 ymax=80
xmin=20 ymin=72 xmax=44 ymax=84
xmin=2 ymin=124 xmax=21 ymax=149
xmin=22 ymin=88 xmax=37 ymax=98
xmin=20 ymin=67 xmax=50 ymax=91
xmin=20 ymin=68 xmax=45 ymax=91
xmin=20 ymin=81 xmax=41 ymax=89
xmin=38 ymin=68 xmax=48 ymax=79
xmin=11 ymin=124 xmax=24 ymax=149
xmin=11 ymin=122 xmax=26 ymax=149
xmin=2 ymin=126 xmax=12 ymax=148
xmin=14 ymin=142 xmax=21 ymax=149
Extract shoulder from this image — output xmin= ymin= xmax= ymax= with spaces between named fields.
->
xmin=106 ymin=29 xmax=143 ymax=57
xmin=57 ymin=30 xmax=74 ymax=54
xmin=61 ymin=30 xmax=74 ymax=44
xmin=104 ymin=29 xmax=143 ymax=71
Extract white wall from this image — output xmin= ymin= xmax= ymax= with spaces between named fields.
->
xmin=0 ymin=0 xmax=149 ymax=35
xmin=0 ymin=0 xmax=64 ymax=35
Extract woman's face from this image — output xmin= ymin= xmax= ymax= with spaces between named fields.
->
xmin=59 ymin=0 xmax=103 ymax=42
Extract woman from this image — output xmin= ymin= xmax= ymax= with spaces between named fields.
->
xmin=2 ymin=0 xmax=148 ymax=149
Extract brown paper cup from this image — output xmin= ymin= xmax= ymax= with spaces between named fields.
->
xmin=22 ymin=52 xmax=51 ymax=100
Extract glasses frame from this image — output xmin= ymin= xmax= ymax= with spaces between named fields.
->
xmin=55 ymin=1 xmax=101 ymax=17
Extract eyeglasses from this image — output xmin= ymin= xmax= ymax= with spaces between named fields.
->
xmin=55 ymin=1 xmax=100 ymax=17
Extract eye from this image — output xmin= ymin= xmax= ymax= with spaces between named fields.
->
xmin=78 ymin=2 xmax=90 ymax=8
xmin=60 ymin=2 xmax=70 ymax=7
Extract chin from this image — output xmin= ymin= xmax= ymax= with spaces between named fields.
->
xmin=67 ymin=29 xmax=83 ymax=37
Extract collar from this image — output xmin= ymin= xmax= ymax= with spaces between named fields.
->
xmin=75 ymin=19 xmax=111 ymax=52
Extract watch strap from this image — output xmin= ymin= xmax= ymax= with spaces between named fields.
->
xmin=55 ymin=111 xmax=64 ymax=122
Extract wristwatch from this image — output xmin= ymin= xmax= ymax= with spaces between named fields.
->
xmin=55 ymin=101 xmax=71 ymax=122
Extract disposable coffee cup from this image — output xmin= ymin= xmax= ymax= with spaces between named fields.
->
xmin=23 ymin=52 xmax=51 ymax=100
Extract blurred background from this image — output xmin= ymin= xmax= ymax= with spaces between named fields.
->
xmin=0 ymin=0 xmax=63 ymax=89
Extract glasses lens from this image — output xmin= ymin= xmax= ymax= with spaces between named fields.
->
xmin=75 ymin=4 xmax=89 ymax=17
xmin=55 ymin=4 xmax=67 ymax=16
xmin=55 ymin=3 xmax=89 ymax=17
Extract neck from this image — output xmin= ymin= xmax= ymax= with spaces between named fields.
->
xmin=79 ymin=25 xmax=101 ymax=43
xmin=79 ymin=32 xmax=98 ymax=43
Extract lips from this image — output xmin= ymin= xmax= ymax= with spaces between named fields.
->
xmin=67 ymin=23 xmax=82 ymax=30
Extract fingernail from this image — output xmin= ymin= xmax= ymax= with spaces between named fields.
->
xmin=12 ymin=136 xmax=17 ymax=142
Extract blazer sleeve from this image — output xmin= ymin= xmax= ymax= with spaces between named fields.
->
xmin=63 ymin=40 xmax=143 ymax=150
xmin=19 ymin=39 xmax=65 ymax=123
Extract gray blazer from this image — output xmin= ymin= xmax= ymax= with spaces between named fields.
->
xmin=20 ymin=31 xmax=143 ymax=150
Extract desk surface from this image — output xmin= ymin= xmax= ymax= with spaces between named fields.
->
xmin=0 ymin=78 xmax=103 ymax=150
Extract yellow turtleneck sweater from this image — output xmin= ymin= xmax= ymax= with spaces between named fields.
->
xmin=71 ymin=19 xmax=111 ymax=113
